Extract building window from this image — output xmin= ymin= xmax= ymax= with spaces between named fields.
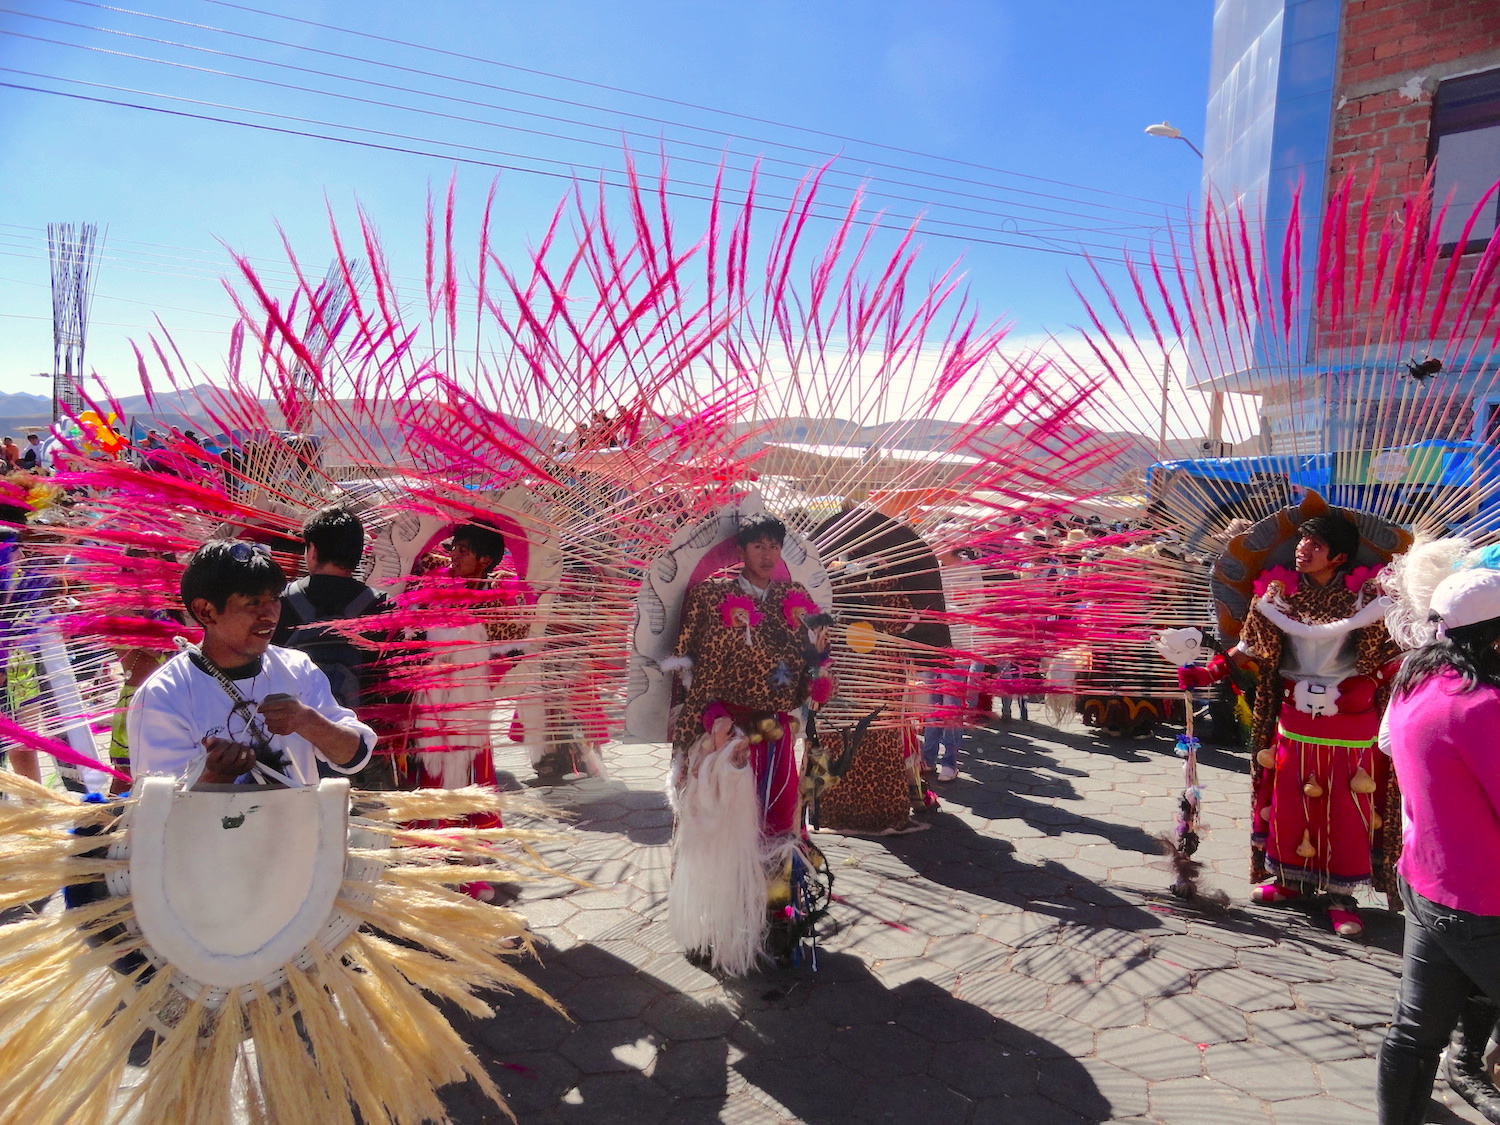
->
xmin=1430 ymin=67 xmax=1500 ymax=251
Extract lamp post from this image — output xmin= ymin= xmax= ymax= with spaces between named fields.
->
xmin=1144 ymin=121 xmax=1204 ymax=158
xmin=1144 ymin=120 xmax=1223 ymax=451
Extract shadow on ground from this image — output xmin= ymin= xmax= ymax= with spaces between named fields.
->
xmin=443 ymin=944 xmax=1113 ymax=1124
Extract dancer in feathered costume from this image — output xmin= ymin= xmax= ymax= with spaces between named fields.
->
xmin=656 ymin=510 xmax=834 ymax=973
xmin=1033 ymin=166 xmax=1500 ymax=917
xmin=811 ymin=505 xmax=946 ymax=835
xmin=1177 ymin=495 xmax=1407 ymax=936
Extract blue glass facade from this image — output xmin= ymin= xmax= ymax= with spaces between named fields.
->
xmin=1198 ymin=0 xmax=1343 ymax=391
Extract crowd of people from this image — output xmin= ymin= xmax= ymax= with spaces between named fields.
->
xmin=2 ymin=473 xmax=1499 ymax=1125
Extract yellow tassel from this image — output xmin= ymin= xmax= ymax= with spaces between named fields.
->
xmin=1255 ymin=748 xmax=1276 ymax=769
xmin=1296 ymin=830 xmax=1317 ymax=858
xmin=1350 ymin=768 xmax=1377 ymax=795
xmin=1302 ymin=777 xmax=1324 ymax=799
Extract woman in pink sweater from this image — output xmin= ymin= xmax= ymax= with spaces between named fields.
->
xmin=1378 ymin=566 xmax=1500 ymax=1125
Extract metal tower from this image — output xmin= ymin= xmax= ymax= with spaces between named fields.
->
xmin=285 ymin=256 xmax=366 ymax=435
xmin=47 ymin=222 xmax=104 ymax=425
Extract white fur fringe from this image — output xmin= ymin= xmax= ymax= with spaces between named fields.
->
xmin=666 ymin=735 xmax=766 ymax=976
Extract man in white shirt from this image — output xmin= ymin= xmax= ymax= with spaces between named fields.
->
xmin=128 ymin=539 xmax=373 ymax=786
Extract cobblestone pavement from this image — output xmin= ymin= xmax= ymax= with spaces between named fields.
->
xmin=438 ymin=717 xmax=1490 ymax=1125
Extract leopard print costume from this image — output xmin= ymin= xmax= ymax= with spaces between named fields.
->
xmin=670 ymin=577 xmax=814 ymax=753
xmin=815 ymin=576 xmax=923 ymax=834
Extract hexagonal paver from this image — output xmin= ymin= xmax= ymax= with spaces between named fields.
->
xmin=955 ymin=970 xmax=1051 ymax=1016
xmin=852 ymin=1073 xmax=972 ymax=1124
xmin=564 ymin=907 xmax=645 ymax=942
xmin=1149 ymin=1076 xmax=1273 ymax=1124
xmin=927 ymin=1039 xmax=1041 ymax=1099
xmin=559 ymin=1071 xmax=671 ymax=1123
xmin=1270 ymin=1094 xmax=1377 ymax=1124
xmin=558 ymin=1020 xmax=659 ymax=1075
xmin=1238 ymin=948 xmax=1337 ymax=983
xmin=1291 ymin=980 xmax=1393 ymax=1029
xmin=562 ymin=942 xmax=649 ymax=979
xmin=1047 ymin=983 xmax=1147 ymax=1029
xmin=1098 ymin=955 xmax=1193 ymax=998
xmin=639 ymin=995 xmax=738 ymax=1041
xmin=977 ymin=911 xmax=1058 ymax=946
xmin=994 ymin=1010 xmax=1097 ymax=1058
xmin=1097 ymin=1026 xmax=1205 ymax=1081
xmin=736 ymin=1055 xmax=867 ymax=1122
xmin=1247 ymin=1008 xmax=1370 ymax=1063
xmin=1313 ymin=1056 xmax=1380 ymax=1112
xmin=972 ymin=1093 xmax=1092 ymax=1124
xmin=730 ymin=1006 xmax=833 ymax=1061
xmin=1011 ymin=944 xmax=1097 ymax=985
xmin=846 ymin=923 xmax=930 ymax=961
xmin=563 ymin=975 xmax=663 ymax=1022
xmin=1329 ymin=955 xmax=1399 ymax=991
xmin=926 ymin=931 xmax=1009 ymax=973
xmin=520 ymin=896 xmax=582 ymax=928
xmin=828 ymin=1022 xmax=933 ymax=1078
xmin=805 ymin=979 xmax=901 ymax=1026
xmin=1205 ymin=1041 xmax=1323 ymax=1100
xmin=1148 ymin=993 xmax=1250 ymax=1044
xmin=635 ymin=953 xmax=717 ymax=996
xmin=1059 ymin=1057 xmax=1150 ymax=1119
xmin=671 ymin=1092 xmax=777 ymax=1124
xmin=1153 ymin=934 xmax=1240 ymax=971
xmin=648 ymin=1039 xmax=737 ymax=1100
xmin=1196 ymin=968 xmax=1296 ymax=1012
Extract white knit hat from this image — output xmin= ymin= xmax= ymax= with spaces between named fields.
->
xmin=1430 ymin=567 xmax=1500 ymax=630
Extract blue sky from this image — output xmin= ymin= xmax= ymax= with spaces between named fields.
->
xmin=0 ymin=0 xmax=1211 ymax=398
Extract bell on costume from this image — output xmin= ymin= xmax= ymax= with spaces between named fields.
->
xmin=1302 ymin=777 xmax=1324 ymax=799
xmin=1350 ymin=768 xmax=1377 ymax=795
xmin=1255 ymin=748 xmax=1276 ymax=769
xmin=1296 ymin=830 xmax=1317 ymax=859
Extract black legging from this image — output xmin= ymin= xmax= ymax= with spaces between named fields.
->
xmin=1378 ymin=878 xmax=1500 ymax=1124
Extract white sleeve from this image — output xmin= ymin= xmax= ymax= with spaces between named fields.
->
xmin=290 ymin=653 xmax=376 ymax=774
xmin=1376 ymin=708 xmax=1392 ymax=758
xmin=128 ymin=666 xmax=206 ymax=780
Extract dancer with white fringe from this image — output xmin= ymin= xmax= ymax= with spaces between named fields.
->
xmin=664 ymin=514 xmax=835 ymax=974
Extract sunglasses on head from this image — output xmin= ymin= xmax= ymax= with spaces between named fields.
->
xmin=227 ymin=541 xmax=273 ymax=563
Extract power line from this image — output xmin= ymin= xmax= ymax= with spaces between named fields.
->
xmin=1 ymin=78 xmax=1145 ymax=265
xmin=52 ymin=0 xmax=1189 ymax=221
xmin=0 ymin=16 xmax=1169 ymax=239
xmin=184 ymin=0 xmax=1186 ymax=212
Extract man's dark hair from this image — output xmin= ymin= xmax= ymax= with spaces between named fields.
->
xmin=735 ymin=516 xmax=786 ymax=550
xmin=1299 ymin=514 xmax=1359 ymax=572
xmin=452 ymin=521 xmax=506 ymax=570
xmin=180 ymin=539 xmax=287 ymax=624
xmin=302 ymin=505 xmax=366 ymax=571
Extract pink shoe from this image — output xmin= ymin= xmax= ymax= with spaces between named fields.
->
xmin=1328 ymin=907 xmax=1364 ymax=937
xmin=1251 ymin=882 xmax=1302 ymax=904
xmin=460 ymin=881 xmax=496 ymax=902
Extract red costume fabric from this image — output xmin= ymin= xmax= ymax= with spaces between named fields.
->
xmin=1235 ymin=575 xmax=1400 ymax=894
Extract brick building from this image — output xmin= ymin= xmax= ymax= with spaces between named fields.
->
xmin=1195 ymin=0 xmax=1500 ymax=453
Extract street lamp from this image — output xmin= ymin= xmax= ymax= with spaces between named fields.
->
xmin=1144 ymin=121 xmax=1204 ymax=158
xmin=1144 ymin=122 xmax=1222 ymax=451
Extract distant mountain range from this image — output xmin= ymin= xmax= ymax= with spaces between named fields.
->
xmin=0 ymin=386 xmax=1212 ymax=489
